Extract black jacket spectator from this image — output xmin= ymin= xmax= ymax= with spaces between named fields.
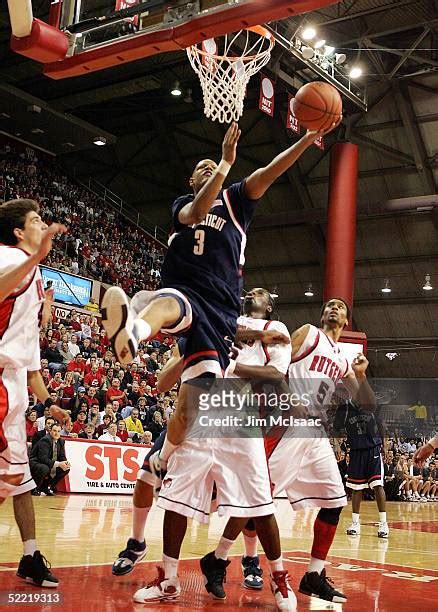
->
xmin=30 ymin=434 xmax=69 ymax=492
xmin=43 ymin=344 xmax=64 ymax=365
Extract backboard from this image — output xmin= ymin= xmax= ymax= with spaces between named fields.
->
xmin=9 ymin=0 xmax=340 ymax=79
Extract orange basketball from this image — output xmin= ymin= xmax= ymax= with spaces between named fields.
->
xmin=292 ymin=82 xmax=342 ymax=131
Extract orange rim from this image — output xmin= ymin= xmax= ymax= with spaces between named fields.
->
xmin=190 ymin=26 xmax=274 ymax=62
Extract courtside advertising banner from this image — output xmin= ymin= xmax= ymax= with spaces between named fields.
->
xmin=61 ymin=438 xmax=150 ymax=494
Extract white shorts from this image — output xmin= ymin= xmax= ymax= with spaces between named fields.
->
xmin=268 ymin=435 xmax=347 ymax=511
xmin=0 ymin=367 xmax=35 ymax=498
xmin=157 ymin=437 xmax=274 ymax=523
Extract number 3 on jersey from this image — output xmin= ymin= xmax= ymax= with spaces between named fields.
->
xmin=193 ymin=229 xmax=205 ymax=255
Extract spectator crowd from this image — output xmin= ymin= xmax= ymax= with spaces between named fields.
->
xmin=0 ymin=140 xmax=165 ymax=295
xmin=27 ymin=303 xmax=176 ymax=451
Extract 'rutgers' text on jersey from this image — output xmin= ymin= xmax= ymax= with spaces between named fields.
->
xmin=289 ymin=324 xmax=351 ymax=414
xmin=160 ymin=180 xmax=258 ymax=315
xmin=0 ymin=246 xmax=44 ymax=370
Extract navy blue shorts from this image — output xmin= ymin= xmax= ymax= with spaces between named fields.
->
xmin=168 ymin=286 xmax=237 ymax=383
xmin=140 ymin=430 xmax=166 ymax=475
xmin=346 ymin=447 xmax=384 ymax=490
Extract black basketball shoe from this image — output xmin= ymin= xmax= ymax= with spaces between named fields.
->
xmin=200 ymin=551 xmax=230 ymax=600
xmin=112 ymin=538 xmax=147 ymax=576
xmin=299 ymin=568 xmax=347 ymax=603
xmin=241 ymin=555 xmax=263 ymax=590
xmin=17 ymin=551 xmax=59 ymax=588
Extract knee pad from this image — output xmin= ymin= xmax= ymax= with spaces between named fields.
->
xmin=317 ymin=506 xmax=343 ymax=525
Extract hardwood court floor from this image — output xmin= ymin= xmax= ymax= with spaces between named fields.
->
xmin=0 ymin=496 xmax=437 ymax=611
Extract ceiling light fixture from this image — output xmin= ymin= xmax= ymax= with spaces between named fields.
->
xmin=349 ymin=65 xmax=363 ymax=79
xmin=314 ymin=39 xmax=326 ymax=49
xmin=381 ymin=279 xmax=391 ymax=294
xmin=323 ymin=45 xmax=335 ymax=56
xmin=304 ymin=284 xmax=314 ymax=297
xmin=334 ymin=52 xmax=347 ymax=65
xmin=422 ymin=274 xmax=433 ymax=291
xmin=301 ymin=46 xmax=315 ymax=60
xmin=93 ymin=136 xmax=107 ymax=146
xmin=270 ymin=292 xmax=279 ymax=299
xmin=385 ymin=352 xmax=399 ymax=361
xmin=301 ymin=26 xmax=316 ymax=41
xmin=171 ymin=81 xmax=182 ymax=96
xmin=183 ymin=88 xmax=193 ymax=103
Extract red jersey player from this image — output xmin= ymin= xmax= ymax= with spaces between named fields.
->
xmin=0 ymin=198 xmax=66 ymax=587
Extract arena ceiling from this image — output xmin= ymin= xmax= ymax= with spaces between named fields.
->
xmin=0 ymin=1 xmax=437 ymax=377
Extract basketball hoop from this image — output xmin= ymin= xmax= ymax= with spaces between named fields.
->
xmin=186 ymin=26 xmax=274 ymax=123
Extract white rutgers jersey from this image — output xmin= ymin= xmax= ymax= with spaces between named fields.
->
xmin=233 ymin=315 xmax=291 ymax=375
xmin=288 ymin=324 xmax=352 ymax=415
xmin=0 ymin=246 xmax=44 ymax=370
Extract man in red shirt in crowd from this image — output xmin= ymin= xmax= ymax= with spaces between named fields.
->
xmin=106 ymin=377 xmax=126 ymax=406
xmin=84 ymin=364 xmax=103 ymax=387
xmin=41 ymin=367 xmax=52 ymax=387
xmin=67 ymin=354 xmax=86 ymax=379
xmin=130 ymin=363 xmax=142 ymax=384
xmin=72 ymin=410 xmax=88 ymax=435
xmin=84 ymin=386 xmax=100 ymax=409
xmin=99 ymin=329 xmax=109 ymax=352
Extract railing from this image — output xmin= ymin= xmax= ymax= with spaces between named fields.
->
xmin=77 ymin=175 xmax=168 ymax=247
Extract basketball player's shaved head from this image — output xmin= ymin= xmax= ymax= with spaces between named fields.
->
xmin=243 ymin=287 xmax=274 ymax=319
xmin=189 ymin=159 xmax=218 ymax=193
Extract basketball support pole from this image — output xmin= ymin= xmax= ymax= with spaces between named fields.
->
xmin=323 ymin=142 xmax=367 ymax=350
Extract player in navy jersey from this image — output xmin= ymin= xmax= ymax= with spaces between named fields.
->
xmin=335 ymin=399 xmax=389 ymax=538
xmin=101 ymin=121 xmax=331 ymax=466
xmin=102 ymin=121 xmax=336 ymax=609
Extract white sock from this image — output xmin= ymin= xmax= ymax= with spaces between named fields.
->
xmin=135 ymin=318 xmax=152 ymax=342
xmin=215 ymin=536 xmax=234 ymax=561
xmin=23 ymin=540 xmax=37 ymax=556
xmin=160 ymin=438 xmax=177 ymax=463
xmin=132 ymin=505 xmax=150 ymax=542
xmin=268 ymin=557 xmax=284 ymax=574
xmin=163 ymin=554 xmax=178 ymax=579
xmin=243 ymin=534 xmax=258 ymax=558
xmin=352 ymin=512 xmax=360 ymax=524
xmin=379 ymin=511 xmax=387 ymax=523
xmin=308 ymin=557 xmax=325 ymax=574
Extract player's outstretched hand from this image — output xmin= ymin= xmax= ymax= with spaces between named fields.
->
xmin=305 ymin=115 xmax=343 ymax=139
xmin=36 ymin=223 xmax=67 ymax=262
xmin=352 ymin=352 xmax=368 ymax=377
xmin=413 ymin=443 xmax=434 ymax=468
xmin=261 ymin=329 xmax=290 ymax=345
xmin=222 ymin=122 xmax=241 ymax=166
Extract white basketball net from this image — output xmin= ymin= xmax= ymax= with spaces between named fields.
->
xmin=187 ymin=28 xmax=274 ymax=123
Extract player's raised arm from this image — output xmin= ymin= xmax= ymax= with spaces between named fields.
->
xmin=244 ymin=124 xmax=337 ymax=201
xmin=178 ymin=122 xmax=241 ymax=225
xmin=343 ymin=353 xmax=376 ymax=410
